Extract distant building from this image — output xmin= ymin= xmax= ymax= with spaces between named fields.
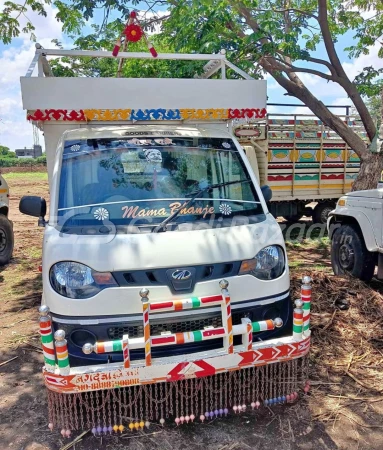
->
xmin=15 ymin=145 xmax=43 ymax=158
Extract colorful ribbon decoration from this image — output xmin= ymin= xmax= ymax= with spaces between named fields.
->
xmin=27 ymin=108 xmax=267 ymax=122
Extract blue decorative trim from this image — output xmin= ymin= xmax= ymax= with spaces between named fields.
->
xmin=130 ymin=109 xmax=181 ymax=121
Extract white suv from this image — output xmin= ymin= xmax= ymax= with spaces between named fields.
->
xmin=0 ymin=174 xmax=13 ymax=265
xmin=328 ymin=188 xmax=383 ymax=282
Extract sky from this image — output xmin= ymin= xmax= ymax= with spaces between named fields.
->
xmin=0 ymin=3 xmax=382 ymax=152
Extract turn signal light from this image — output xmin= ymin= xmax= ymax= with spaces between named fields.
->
xmin=92 ymin=272 xmax=117 ymax=285
xmin=239 ymin=259 xmax=257 ymax=274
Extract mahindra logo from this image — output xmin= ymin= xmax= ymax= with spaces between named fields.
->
xmin=171 ymin=269 xmax=192 ymax=281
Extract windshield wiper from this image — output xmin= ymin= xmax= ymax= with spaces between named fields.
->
xmin=152 ymin=179 xmax=251 ymax=233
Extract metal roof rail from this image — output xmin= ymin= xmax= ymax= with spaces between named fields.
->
xmin=26 ymin=45 xmax=254 ymax=80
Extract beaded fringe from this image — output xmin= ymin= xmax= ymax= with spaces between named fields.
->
xmin=48 ymin=357 xmax=308 ymax=434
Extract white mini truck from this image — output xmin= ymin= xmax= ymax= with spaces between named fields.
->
xmin=19 ymin=47 xmax=311 ymax=435
xmin=328 ymin=188 xmax=383 ymax=282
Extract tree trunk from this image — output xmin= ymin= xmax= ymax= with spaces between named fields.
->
xmin=231 ymin=1 xmax=383 ymax=193
xmin=352 ymin=152 xmax=383 ymax=191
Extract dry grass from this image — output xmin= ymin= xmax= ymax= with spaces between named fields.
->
xmin=292 ymin=272 xmax=383 ymax=426
xmin=2 ymin=171 xmax=383 ymax=448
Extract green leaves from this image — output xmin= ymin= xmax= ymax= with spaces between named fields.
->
xmin=1 ymin=1 xmax=382 ymax=128
xmin=0 ymin=0 xmax=54 ymax=43
xmin=0 ymin=145 xmax=15 ymax=157
xmin=54 ymin=1 xmax=84 ymax=35
xmin=354 ymin=67 xmax=383 ymax=98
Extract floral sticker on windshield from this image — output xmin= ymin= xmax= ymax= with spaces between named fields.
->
xmin=222 ymin=142 xmax=231 ymax=149
xmin=219 ymin=203 xmax=232 ymax=215
xmin=71 ymin=144 xmax=81 ymax=152
xmin=94 ymin=207 xmax=109 ymax=220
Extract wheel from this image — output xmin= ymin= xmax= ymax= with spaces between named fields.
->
xmin=283 ymin=214 xmax=303 ymax=222
xmin=0 ymin=214 xmax=14 ymax=266
xmin=331 ymin=224 xmax=375 ymax=281
xmin=312 ymin=202 xmax=335 ymax=224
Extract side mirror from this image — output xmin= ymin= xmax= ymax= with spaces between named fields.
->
xmin=261 ymin=185 xmax=272 ymax=203
xmin=19 ymin=196 xmax=47 ymax=226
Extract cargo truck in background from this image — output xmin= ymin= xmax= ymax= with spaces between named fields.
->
xmin=18 ymin=47 xmax=312 ymax=436
xmin=0 ymin=174 xmax=14 ymax=265
xmin=233 ymin=108 xmax=364 ymax=224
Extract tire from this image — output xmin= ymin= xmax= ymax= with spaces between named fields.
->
xmin=312 ymin=202 xmax=336 ymax=224
xmin=0 ymin=214 xmax=13 ymax=266
xmin=283 ymin=214 xmax=303 ymax=222
xmin=331 ymin=224 xmax=375 ymax=282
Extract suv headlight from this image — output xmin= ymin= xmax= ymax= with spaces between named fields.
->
xmin=50 ymin=262 xmax=117 ymax=299
xmin=239 ymin=245 xmax=285 ymax=280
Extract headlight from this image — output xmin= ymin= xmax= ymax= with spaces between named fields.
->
xmin=50 ymin=262 xmax=117 ymax=299
xmin=239 ymin=245 xmax=285 ymax=280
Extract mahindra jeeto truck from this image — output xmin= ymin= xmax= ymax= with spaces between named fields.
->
xmin=19 ymin=47 xmax=311 ymax=436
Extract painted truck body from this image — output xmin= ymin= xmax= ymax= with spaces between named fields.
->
xmin=19 ymin=47 xmax=311 ymax=434
xmin=234 ymin=116 xmax=364 ymax=223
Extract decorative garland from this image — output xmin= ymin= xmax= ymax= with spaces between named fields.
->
xmin=27 ymin=108 xmax=267 ymax=122
xmin=112 ymin=11 xmax=157 ymax=58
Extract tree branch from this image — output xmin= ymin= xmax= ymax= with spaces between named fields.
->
xmin=142 ymin=14 xmax=170 ymax=28
xmin=233 ymin=1 xmax=262 ymax=33
xmin=225 ymin=18 xmax=246 ymax=39
xmin=304 ymin=55 xmax=336 ymax=74
xmin=229 ymin=1 xmax=371 ymax=160
xmin=260 ymin=56 xmax=370 ymax=159
xmin=317 ymin=0 xmax=346 ymax=76
xmin=276 ymin=49 xmax=337 ymax=76
xmin=318 ymin=0 xmax=376 ymax=141
xmin=14 ymin=0 xmax=28 ymax=21
xmin=267 ymin=56 xmax=335 ymax=81
xmin=283 ymin=0 xmax=292 ymax=66
xmin=253 ymin=7 xmax=318 ymax=20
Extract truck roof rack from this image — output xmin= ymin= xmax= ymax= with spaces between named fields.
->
xmin=27 ymin=44 xmax=253 ymax=80
xmin=21 ymin=45 xmax=267 ymax=125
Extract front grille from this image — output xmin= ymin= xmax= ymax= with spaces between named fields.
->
xmin=112 ymin=261 xmax=242 ymax=295
xmin=60 ymin=297 xmax=290 ymax=366
xmin=107 ymin=311 xmax=245 ymax=340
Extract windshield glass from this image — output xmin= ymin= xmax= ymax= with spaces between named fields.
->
xmin=57 ymin=136 xmax=264 ymax=230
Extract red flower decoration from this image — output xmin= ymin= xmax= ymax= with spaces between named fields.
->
xmin=124 ymin=24 xmax=143 ymax=42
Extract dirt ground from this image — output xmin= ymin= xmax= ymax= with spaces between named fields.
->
xmin=0 ymin=172 xmax=382 ymax=450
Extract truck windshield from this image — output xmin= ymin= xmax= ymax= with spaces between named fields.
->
xmin=57 ymin=136 xmax=264 ymax=230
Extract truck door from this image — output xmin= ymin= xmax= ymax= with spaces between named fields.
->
xmin=233 ymin=124 xmax=268 ymax=186
xmin=242 ymin=145 xmax=260 ymax=184
xmin=241 ymin=144 xmax=268 ymax=187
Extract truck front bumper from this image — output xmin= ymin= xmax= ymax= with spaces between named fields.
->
xmin=43 ymin=333 xmax=310 ymax=394
xmin=39 ymin=278 xmax=312 ymax=432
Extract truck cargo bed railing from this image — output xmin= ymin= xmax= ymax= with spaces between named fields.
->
xmin=26 ymin=44 xmax=253 ymax=80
